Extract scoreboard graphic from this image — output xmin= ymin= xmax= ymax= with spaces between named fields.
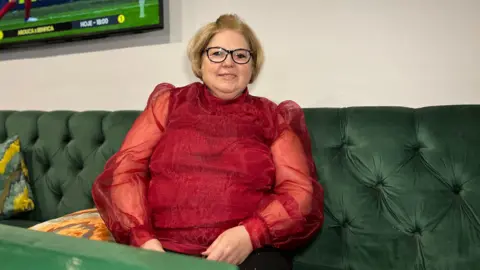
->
xmin=0 ymin=0 xmax=163 ymax=48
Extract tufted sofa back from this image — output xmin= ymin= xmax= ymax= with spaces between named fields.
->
xmin=297 ymin=105 xmax=480 ymax=270
xmin=0 ymin=111 xmax=140 ymax=221
xmin=1 ymin=105 xmax=480 ymax=270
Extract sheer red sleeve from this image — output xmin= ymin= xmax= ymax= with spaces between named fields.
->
xmin=91 ymin=83 xmax=173 ymax=247
xmin=241 ymin=101 xmax=324 ymax=250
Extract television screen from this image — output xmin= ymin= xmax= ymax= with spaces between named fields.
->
xmin=0 ymin=0 xmax=164 ymax=49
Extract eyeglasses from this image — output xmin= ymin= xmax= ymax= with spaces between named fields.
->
xmin=204 ymin=47 xmax=252 ymax=64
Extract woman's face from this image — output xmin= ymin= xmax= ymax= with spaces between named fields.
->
xmin=201 ymin=29 xmax=253 ymax=100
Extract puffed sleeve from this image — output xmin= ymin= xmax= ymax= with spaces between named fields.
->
xmin=241 ymin=100 xmax=324 ymax=250
xmin=91 ymin=83 xmax=174 ymax=247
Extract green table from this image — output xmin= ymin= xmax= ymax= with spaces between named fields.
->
xmin=0 ymin=224 xmax=237 ymax=270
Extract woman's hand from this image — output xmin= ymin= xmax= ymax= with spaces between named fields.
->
xmin=202 ymin=225 xmax=253 ymax=265
xmin=140 ymin=238 xmax=165 ymax=252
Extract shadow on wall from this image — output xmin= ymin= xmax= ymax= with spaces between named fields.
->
xmin=0 ymin=0 xmax=179 ymax=61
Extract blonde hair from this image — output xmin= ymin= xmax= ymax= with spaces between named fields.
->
xmin=187 ymin=14 xmax=264 ymax=83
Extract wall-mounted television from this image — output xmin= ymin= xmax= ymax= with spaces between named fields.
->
xmin=0 ymin=0 xmax=164 ymax=49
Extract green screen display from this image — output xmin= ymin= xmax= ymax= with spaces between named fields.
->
xmin=0 ymin=0 xmax=163 ymax=48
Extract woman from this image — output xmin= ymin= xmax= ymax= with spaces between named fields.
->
xmin=92 ymin=14 xmax=324 ymax=270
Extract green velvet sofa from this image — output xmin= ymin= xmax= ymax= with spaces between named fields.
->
xmin=1 ymin=105 xmax=479 ymax=270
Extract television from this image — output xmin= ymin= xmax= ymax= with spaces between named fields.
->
xmin=0 ymin=0 xmax=164 ymax=49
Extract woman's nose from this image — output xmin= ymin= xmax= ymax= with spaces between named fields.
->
xmin=222 ymin=53 xmax=235 ymax=66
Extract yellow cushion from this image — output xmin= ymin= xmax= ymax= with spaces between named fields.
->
xmin=0 ymin=135 xmax=35 ymax=219
xmin=29 ymin=208 xmax=114 ymax=242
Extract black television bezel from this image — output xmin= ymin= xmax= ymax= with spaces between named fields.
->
xmin=0 ymin=0 xmax=164 ymax=51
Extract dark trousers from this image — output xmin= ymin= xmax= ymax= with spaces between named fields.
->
xmin=238 ymin=247 xmax=293 ymax=270
xmin=167 ymin=247 xmax=292 ymax=270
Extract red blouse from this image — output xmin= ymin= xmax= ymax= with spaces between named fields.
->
xmin=92 ymin=82 xmax=324 ymax=255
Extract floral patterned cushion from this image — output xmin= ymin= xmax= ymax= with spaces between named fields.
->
xmin=0 ymin=135 xmax=35 ymax=219
xmin=29 ymin=208 xmax=115 ymax=242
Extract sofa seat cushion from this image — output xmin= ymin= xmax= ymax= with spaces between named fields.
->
xmin=0 ymin=218 xmax=39 ymax=228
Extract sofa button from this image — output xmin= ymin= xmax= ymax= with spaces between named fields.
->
xmin=63 ymin=134 xmax=72 ymax=143
xmin=42 ymin=161 xmax=50 ymax=172
xmin=410 ymin=226 xmax=422 ymax=236
xmin=97 ymin=135 xmax=105 ymax=145
xmin=32 ymin=136 xmax=39 ymax=145
xmin=72 ymin=161 xmax=83 ymax=171
xmin=335 ymin=138 xmax=353 ymax=150
xmin=375 ymin=177 xmax=385 ymax=188
xmin=410 ymin=142 xmax=424 ymax=152
xmin=452 ymin=184 xmax=462 ymax=194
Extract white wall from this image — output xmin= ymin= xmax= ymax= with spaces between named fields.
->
xmin=1 ymin=0 xmax=479 ymax=111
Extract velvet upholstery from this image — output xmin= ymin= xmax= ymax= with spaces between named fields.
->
xmin=0 ymin=105 xmax=479 ymax=270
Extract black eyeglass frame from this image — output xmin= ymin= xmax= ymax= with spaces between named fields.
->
xmin=204 ymin=47 xmax=253 ymax=64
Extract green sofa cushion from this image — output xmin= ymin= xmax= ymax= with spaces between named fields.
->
xmin=0 ymin=224 xmax=236 ymax=270
xmin=0 ymin=218 xmax=39 ymax=228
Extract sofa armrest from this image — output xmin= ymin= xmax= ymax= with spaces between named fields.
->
xmin=0 ymin=224 xmax=237 ymax=270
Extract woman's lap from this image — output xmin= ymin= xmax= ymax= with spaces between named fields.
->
xmin=238 ymin=247 xmax=292 ymax=270
xmin=166 ymin=247 xmax=292 ymax=270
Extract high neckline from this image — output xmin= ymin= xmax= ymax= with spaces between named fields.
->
xmin=201 ymin=83 xmax=249 ymax=106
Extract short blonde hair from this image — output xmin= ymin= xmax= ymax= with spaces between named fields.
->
xmin=187 ymin=14 xmax=264 ymax=83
